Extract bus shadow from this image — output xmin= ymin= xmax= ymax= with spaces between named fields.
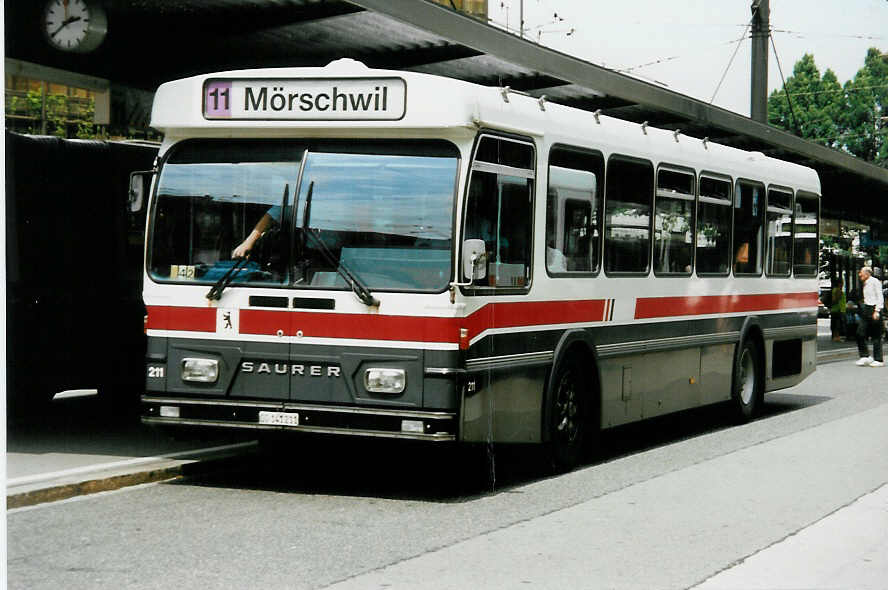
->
xmin=172 ymin=394 xmax=831 ymax=502
xmin=170 ymin=435 xmax=506 ymax=502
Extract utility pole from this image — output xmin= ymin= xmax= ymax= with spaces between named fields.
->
xmin=519 ymin=0 xmax=524 ymax=38
xmin=750 ymin=0 xmax=770 ymax=123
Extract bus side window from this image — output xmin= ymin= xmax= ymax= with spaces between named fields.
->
xmin=604 ymin=156 xmax=654 ymax=275
xmin=546 ymin=146 xmax=603 ymax=275
xmin=464 ymin=136 xmax=535 ymax=289
xmin=654 ymin=167 xmax=695 ymax=276
xmin=793 ymin=192 xmax=819 ymax=277
xmin=766 ymin=187 xmax=793 ymax=277
xmin=696 ymin=175 xmax=732 ymax=276
xmin=734 ymin=180 xmax=765 ymax=275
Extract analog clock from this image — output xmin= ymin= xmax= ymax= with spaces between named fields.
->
xmin=44 ymin=0 xmax=108 ymax=53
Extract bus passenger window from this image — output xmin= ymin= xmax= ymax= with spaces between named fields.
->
xmin=464 ymin=136 xmax=535 ymax=289
xmin=654 ymin=168 xmax=695 ymax=275
xmin=696 ymin=175 xmax=732 ymax=276
xmin=546 ymin=147 xmax=603 ymax=275
xmin=734 ymin=180 xmax=765 ymax=275
xmin=766 ymin=188 xmax=793 ymax=277
xmin=793 ymin=192 xmax=819 ymax=277
xmin=604 ymin=156 xmax=653 ymax=274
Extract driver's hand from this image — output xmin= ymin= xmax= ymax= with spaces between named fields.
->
xmin=232 ymin=241 xmax=251 ymax=259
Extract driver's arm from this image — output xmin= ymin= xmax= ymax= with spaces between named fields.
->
xmin=232 ymin=213 xmax=274 ymax=258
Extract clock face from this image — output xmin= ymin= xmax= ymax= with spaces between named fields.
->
xmin=44 ymin=0 xmax=107 ymax=52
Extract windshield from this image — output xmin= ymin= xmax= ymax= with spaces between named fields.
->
xmin=148 ymin=139 xmax=459 ymax=292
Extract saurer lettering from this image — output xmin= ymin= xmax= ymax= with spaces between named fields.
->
xmin=241 ymin=361 xmax=341 ymax=378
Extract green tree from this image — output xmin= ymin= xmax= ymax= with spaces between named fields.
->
xmin=768 ymin=54 xmax=842 ymax=147
xmin=840 ymin=48 xmax=888 ymax=166
xmin=768 ymin=48 xmax=888 ymax=167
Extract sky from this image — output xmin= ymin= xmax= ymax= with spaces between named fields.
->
xmin=487 ymin=0 xmax=888 ymax=116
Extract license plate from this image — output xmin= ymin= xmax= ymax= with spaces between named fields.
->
xmin=259 ymin=411 xmax=299 ymax=426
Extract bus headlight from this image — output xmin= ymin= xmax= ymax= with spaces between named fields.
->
xmin=182 ymin=358 xmax=219 ymax=383
xmin=364 ymin=368 xmax=406 ymax=394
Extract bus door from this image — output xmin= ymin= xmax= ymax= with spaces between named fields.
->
xmin=461 ymin=134 xmax=537 ymax=442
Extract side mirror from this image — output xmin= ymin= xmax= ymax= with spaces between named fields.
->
xmin=462 ymin=239 xmax=487 ymax=281
xmin=128 ymin=170 xmax=155 ymax=213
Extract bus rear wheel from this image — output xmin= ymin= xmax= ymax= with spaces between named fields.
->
xmin=547 ymin=355 xmax=590 ymax=472
xmin=732 ymin=338 xmax=763 ymax=422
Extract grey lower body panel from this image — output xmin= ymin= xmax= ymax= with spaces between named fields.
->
xmin=461 ymin=312 xmax=818 ymax=437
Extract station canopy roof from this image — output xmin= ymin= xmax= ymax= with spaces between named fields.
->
xmin=6 ymin=0 xmax=887 ymax=220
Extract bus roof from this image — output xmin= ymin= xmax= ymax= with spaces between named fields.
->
xmin=151 ymin=58 xmax=820 ymax=195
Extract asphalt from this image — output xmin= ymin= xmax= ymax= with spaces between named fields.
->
xmin=5 ymin=319 xmax=880 ymax=587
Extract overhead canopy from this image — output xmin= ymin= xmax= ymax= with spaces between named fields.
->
xmin=6 ymin=0 xmax=887 ymax=221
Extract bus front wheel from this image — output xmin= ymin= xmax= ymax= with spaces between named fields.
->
xmin=546 ymin=354 xmax=590 ymax=472
xmin=732 ymin=338 xmax=763 ymax=422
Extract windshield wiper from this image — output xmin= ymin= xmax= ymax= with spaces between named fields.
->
xmin=206 ymin=183 xmax=289 ymax=301
xmin=303 ymin=227 xmax=379 ymax=307
xmin=299 ymin=182 xmax=378 ymax=307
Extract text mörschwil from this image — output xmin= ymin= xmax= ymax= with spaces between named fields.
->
xmin=245 ymin=85 xmax=389 ymax=114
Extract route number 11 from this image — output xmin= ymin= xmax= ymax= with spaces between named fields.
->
xmin=208 ymin=87 xmax=230 ymax=110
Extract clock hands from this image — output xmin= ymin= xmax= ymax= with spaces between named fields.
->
xmin=50 ymin=15 xmax=82 ymax=38
xmin=44 ymin=0 xmax=106 ymax=52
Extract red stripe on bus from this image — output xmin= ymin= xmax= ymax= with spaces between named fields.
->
xmin=145 ymin=305 xmax=216 ymax=332
xmin=634 ymin=292 xmax=819 ymax=319
xmin=240 ymin=309 xmax=460 ymax=343
xmin=240 ymin=309 xmax=291 ymax=335
xmin=148 ymin=299 xmax=609 ymax=344
xmin=464 ymin=299 xmax=608 ymax=341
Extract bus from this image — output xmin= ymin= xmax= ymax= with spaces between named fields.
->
xmin=140 ymin=58 xmax=820 ymax=470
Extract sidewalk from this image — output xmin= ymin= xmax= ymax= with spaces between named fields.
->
xmin=694 ymin=484 xmax=888 ymax=590
xmin=5 ymin=396 xmax=255 ymax=508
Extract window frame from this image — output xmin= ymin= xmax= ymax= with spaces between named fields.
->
xmin=764 ymin=184 xmax=795 ymax=278
xmin=653 ymin=163 xmax=696 ymax=277
xmin=459 ymin=131 xmax=537 ymax=296
xmin=695 ymin=171 xmax=734 ymax=278
xmin=603 ymin=154 xmax=655 ymax=277
xmin=792 ymin=190 xmax=820 ymax=278
xmin=545 ymin=143 xmax=604 ymax=278
xmin=732 ymin=178 xmax=766 ymax=277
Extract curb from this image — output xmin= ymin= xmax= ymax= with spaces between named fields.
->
xmin=815 ymin=347 xmax=858 ymax=364
xmin=7 ymin=441 xmax=256 ymax=509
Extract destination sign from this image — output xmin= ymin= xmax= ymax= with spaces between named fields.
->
xmin=203 ymin=78 xmax=406 ymax=121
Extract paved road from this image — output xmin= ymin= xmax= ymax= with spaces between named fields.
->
xmin=7 ymin=359 xmax=887 ymax=590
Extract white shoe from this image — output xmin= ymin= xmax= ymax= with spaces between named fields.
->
xmin=856 ymin=357 xmax=873 ymax=366
xmin=869 ymin=360 xmax=884 ymax=367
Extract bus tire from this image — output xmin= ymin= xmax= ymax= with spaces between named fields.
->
xmin=731 ymin=338 xmax=763 ymax=422
xmin=546 ymin=353 xmax=590 ymax=472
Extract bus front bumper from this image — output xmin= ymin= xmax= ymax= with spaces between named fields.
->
xmin=142 ymin=395 xmax=457 ymax=442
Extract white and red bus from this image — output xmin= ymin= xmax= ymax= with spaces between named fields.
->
xmin=141 ymin=59 xmax=820 ymax=469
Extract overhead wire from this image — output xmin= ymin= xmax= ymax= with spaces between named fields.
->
xmin=617 ymin=32 xmax=751 ymax=74
xmin=771 ymin=28 xmax=886 ymax=41
xmin=709 ymin=23 xmax=751 ymax=104
xmin=769 ymin=84 xmax=888 ymax=99
xmin=813 ymin=129 xmax=888 ymax=142
xmin=769 ymin=31 xmax=800 ymax=132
